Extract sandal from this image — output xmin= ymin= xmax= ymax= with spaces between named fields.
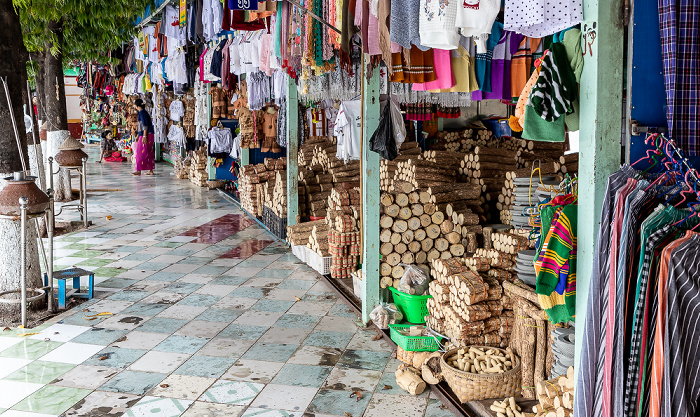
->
xmin=131 ymin=172 xmax=141 ymax=176
xmin=144 ymin=171 xmax=154 ymax=176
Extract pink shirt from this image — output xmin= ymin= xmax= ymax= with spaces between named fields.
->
xmin=603 ymin=178 xmax=637 ymax=417
xmin=199 ymin=48 xmax=208 ymax=82
xmin=412 ymin=49 xmax=455 ymax=91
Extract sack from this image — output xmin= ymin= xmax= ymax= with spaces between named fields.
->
xmin=399 ymin=264 xmax=430 ymax=295
xmin=370 ymin=303 xmax=404 ymax=329
xmin=369 ymin=101 xmax=398 ymax=160
xmin=389 ymin=97 xmax=406 ymax=149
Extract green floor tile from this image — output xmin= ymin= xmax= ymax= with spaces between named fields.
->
xmin=0 ymin=339 xmax=63 ymax=360
xmin=4 ymin=360 xmax=75 ymax=384
xmin=92 ymin=268 xmax=124 ymax=278
xmin=12 ymin=385 xmax=91 ymax=415
xmin=77 ymin=258 xmax=115 ymax=268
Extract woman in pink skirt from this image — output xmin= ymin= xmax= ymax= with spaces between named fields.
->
xmin=132 ymin=98 xmax=155 ymax=176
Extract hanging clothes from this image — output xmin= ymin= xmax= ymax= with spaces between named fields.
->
xmin=504 ymin=0 xmax=583 ymax=38
xmin=418 ymin=0 xmax=460 ymax=50
xmin=658 ymin=1 xmax=700 ymax=156
xmin=334 ymin=100 xmax=362 ymax=162
xmin=576 ymin=156 xmax=700 ymax=417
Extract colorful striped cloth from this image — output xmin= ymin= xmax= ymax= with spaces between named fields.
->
xmin=534 ymin=203 xmax=577 ymax=323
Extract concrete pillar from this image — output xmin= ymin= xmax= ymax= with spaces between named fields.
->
xmin=575 ymin=0 xmax=625 ymax=384
xmin=286 ymin=75 xmax=299 ymax=226
xmin=361 ymin=60 xmax=381 ymax=324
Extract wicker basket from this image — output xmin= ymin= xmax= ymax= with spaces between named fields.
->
xmin=440 ymin=346 xmax=521 ymax=403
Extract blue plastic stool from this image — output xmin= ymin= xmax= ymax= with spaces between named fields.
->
xmin=44 ymin=267 xmax=95 ymax=309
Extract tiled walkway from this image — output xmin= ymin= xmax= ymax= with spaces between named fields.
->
xmin=0 ymin=149 xmax=455 ymax=417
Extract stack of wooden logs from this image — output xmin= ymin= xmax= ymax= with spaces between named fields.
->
xmin=174 ymin=153 xmax=190 ymax=179
xmin=269 ymin=170 xmax=303 ymax=219
xmin=557 ymin=153 xmax=579 ymax=177
xmin=532 ymin=366 xmax=575 ymax=417
xmin=379 ymin=142 xmax=424 ymax=191
xmin=189 ymin=146 xmax=209 ymax=187
xmin=286 ymin=219 xmax=328 ymax=247
xmin=497 ymin=172 xmax=518 ymax=224
xmin=307 ymin=225 xmax=329 ymax=257
xmin=238 ymin=158 xmax=286 ymax=217
xmin=426 ymin=258 xmax=514 ymax=349
xmin=515 ymin=140 xmax=567 ymax=172
xmin=378 ymin=185 xmax=483 ymax=288
xmin=326 ymin=188 xmax=361 ymax=279
xmin=297 ymin=136 xmax=365 ymax=219
xmin=502 ymin=280 xmax=555 ymax=399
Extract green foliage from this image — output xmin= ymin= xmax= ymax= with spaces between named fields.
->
xmin=16 ymin=0 xmax=157 ymax=62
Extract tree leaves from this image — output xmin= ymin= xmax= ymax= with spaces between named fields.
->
xmin=16 ymin=0 xmax=157 ymax=62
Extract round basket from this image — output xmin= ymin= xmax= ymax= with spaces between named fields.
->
xmin=440 ymin=346 xmax=521 ymax=403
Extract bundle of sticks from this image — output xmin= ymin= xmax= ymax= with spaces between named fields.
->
xmin=426 ymin=258 xmax=514 ymax=349
xmin=557 ymin=153 xmax=578 ymax=177
xmin=286 ymin=219 xmax=328 ymax=247
xmin=323 ymin=188 xmax=361 ymax=279
xmin=238 ymin=158 xmax=286 ymax=217
xmin=532 ymin=366 xmax=575 ymax=417
xmin=502 ymin=280 xmax=555 ymax=399
xmin=189 ymin=146 xmax=209 ymax=187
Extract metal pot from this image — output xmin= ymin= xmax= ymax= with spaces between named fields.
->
xmin=55 ymin=148 xmax=88 ymax=167
xmin=0 ymin=172 xmax=50 ymax=216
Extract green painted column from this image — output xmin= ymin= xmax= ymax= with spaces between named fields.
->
xmin=240 ymin=148 xmax=250 ymax=167
xmin=361 ymin=60 xmax=381 ymax=324
xmin=575 ymin=0 xmax=625 ymax=384
xmin=286 ymin=75 xmax=300 ymax=227
xmin=155 ymin=142 xmax=162 ymax=161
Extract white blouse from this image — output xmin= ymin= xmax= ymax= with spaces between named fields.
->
xmin=419 ymin=0 xmax=460 ymax=50
xmin=455 ymin=0 xmax=500 ymax=40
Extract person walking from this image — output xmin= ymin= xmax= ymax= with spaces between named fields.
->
xmin=132 ymin=98 xmax=155 ymax=176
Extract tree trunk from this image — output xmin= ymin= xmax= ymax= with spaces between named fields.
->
xmin=44 ymin=20 xmax=72 ymax=202
xmin=31 ymin=52 xmax=46 ymax=123
xmin=0 ymin=0 xmax=44 ymax=316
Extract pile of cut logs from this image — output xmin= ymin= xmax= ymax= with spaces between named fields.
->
xmin=189 ymin=146 xmax=209 ymax=187
xmin=174 ymin=153 xmax=190 ymax=179
xmin=238 ymin=157 xmax=286 ymax=217
xmin=378 ymin=185 xmax=483 ymax=288
xmin=426 ymin=258 xmax=514 ymax=348
xmin=532 ymin=366 xmax=575 ymax=417
xmin=503 ymin=279 xmax=555 ymax=399
xmin=557 ymin=153 xmax=579 ymax=177
xmin=286 ymin=219 xmax=328 ymax=247
xmin=326 ymin=188 xmax=361 ymax=279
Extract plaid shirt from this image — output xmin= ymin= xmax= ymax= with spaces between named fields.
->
xmin=575 ymin=165 xmax=639 ymax=417
xmin=624 ymin=224 xmax=673 ymax=417
xmin=659 ymin=1 xmax=700 ymax=156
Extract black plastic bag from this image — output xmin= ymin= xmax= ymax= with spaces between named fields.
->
xmin=369 ymin=101 xmax=399 ymax=160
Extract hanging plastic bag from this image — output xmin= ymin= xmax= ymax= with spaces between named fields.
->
xmin=370 ymin=302 xmax=404 ymax=329
xmin=398 ymin=264 xmax=430 ymax=295
xmin=389 ymin=96 xmax=406 ymax=149
xmin=369 ymin=101 xmax=398 ymax=160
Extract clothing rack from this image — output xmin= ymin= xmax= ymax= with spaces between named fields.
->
xmin=656 ymin=133 xmax=700 ymax=189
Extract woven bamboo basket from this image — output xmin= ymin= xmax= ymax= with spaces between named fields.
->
xmin=440 ymin=346 xmax=521 ymax=403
